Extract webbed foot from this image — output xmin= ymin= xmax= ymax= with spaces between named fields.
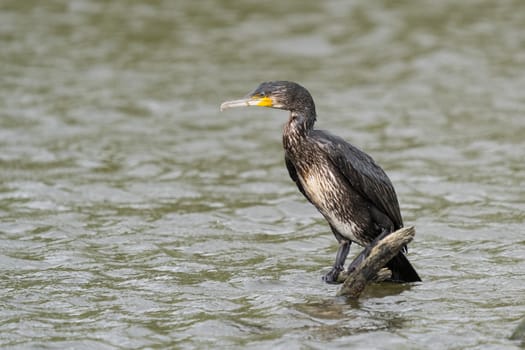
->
xmin=323 ymin=239 xmax=351 ymax=284
xmin=322 ymin=266 xmax=344 ymax=284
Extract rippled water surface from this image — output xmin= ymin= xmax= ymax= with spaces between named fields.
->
xmin=1 ymin=1 xmax=525 ymax=349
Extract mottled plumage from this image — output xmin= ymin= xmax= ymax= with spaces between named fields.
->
xmin=221 ymin=81 xmax=420 ymax=283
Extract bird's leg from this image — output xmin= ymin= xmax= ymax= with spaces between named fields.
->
xmin=323 ymin=240 xmax=350 ymax=284
xmin=346 ymin=228 xmax=391 ymax=273
xmin=346 ymin=249 xmax=366 ymax=274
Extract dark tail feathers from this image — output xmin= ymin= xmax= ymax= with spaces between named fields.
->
xmin=386 ymin=251 xmax=421 ymax=282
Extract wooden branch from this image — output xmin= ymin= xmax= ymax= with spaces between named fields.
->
xmin=336 ymin=226 xmax=416 ymax=298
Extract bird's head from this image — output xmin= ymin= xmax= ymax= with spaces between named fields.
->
xmin=220 ymin=81 xmax=316 ymax=116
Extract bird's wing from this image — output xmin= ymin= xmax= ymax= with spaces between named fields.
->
xmin=285 ymin=153 xmax=311 ymax=202
xmin=312 ymin=130 xmax=403 ymax=229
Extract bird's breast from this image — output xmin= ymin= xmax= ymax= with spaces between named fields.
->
xmin=298 ymin=164 xmax=363 ymax=243
xmin=298 ymin=160 xmax=344 ymax=209
xmin=301 ymin=170 xmax=334 ymax=206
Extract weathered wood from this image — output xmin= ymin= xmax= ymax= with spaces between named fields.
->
xmin=336 ymin=226 xmax=416 ymax=298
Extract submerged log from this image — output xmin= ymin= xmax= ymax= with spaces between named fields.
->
xmin=336 ymin=226 xmax=416 ymax=298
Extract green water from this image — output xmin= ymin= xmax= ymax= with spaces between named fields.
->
xmin=1 ymin=1 xmax=524 ymax=349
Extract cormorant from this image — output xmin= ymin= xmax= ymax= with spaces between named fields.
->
xmin=220 ymin=81 xmax=421 ymax=283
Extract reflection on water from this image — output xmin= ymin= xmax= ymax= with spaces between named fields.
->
xmin=1 ymin=0 xmax=525 ymax=349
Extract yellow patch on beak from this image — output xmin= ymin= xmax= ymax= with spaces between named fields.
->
xmin=255 ymin=96 xmax=273 ymax=107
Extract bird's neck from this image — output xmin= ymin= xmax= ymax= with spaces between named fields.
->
xmin=282 ymin=110 xmax=316 ymax=151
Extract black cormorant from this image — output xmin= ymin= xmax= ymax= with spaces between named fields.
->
xmin=220 ymin=81 xmax=421 ymax=283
